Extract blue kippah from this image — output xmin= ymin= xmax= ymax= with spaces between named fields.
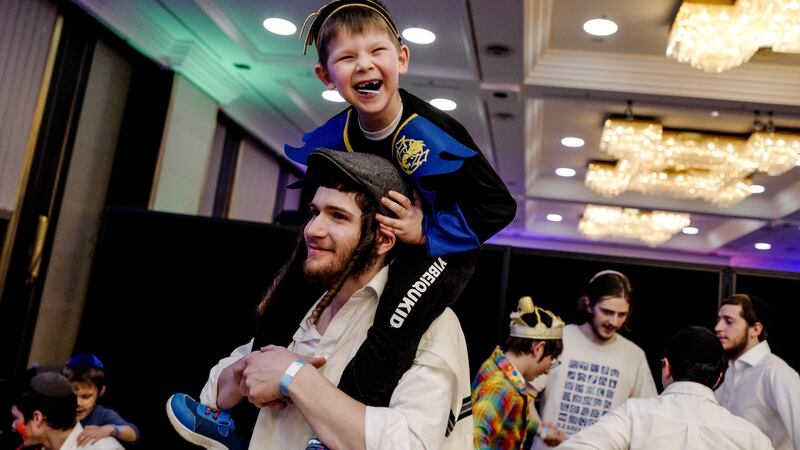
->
xmin=66 ymin=353 xmax=104 ymax=369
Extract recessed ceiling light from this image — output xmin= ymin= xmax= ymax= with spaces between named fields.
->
xmin=555 ymin=167 xmax=577 ymax=177
xmin=546 ymin=214 xmax=563 ymax=222
xmin=749 ymin=184 xmax=765 ymax=194
xmin=754 ymin=242 xmax=771 ymax=250
xmin=711 ymin=111 xmax=720 ymax=117
xmin=561 ymin=137 xmax=585 ymax=148
xmin=402 ymin=27 xmax=436 ymax=44
xmin=322 ymin=90 xmax=346 ymax=102
xmin=682 ymin=226 xmax=699 ymax=235
xmin=583 ymin=18 xmax=618 ymax=37
xmin=430 ymin=98 xmax=456 ymax=111
xmin=263 ymin=18 xmax=297 ymax=36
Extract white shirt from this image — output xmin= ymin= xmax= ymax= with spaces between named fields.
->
xmin=716 ymin=341 xmax=800 ymax=450
xmin=557 ymin=381 xmax=774 ymax=450
xmin=200 ymin=265 xmax=473 ymax=450
xmin=58 ymin=423 xmax=124 ymax=450
xmin=531 ymin=324 xmax=657 ymax=449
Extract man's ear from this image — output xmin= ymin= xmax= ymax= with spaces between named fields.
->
xmin=99 ymin=385 xmax=106 ymax=398
xmin=31 ymin=410 xmax=45 ymax=427
xmin=531 ymin=341 xmax=546 ymax=361
xmin=750 ymin=322 xmax=764 ymax=340
xmin=315 ymin=63 xmax=335 ymax=89
xmin=397 ymin=44 xmax=410 ymax=75
xmin=375 ymin=226 xmax=397 ymax=257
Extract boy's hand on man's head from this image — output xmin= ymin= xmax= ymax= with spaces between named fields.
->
xmin=376 ymin=190 xmax=427 ymax=246
xmin=77 ymin=425 xmax=114 ymax=445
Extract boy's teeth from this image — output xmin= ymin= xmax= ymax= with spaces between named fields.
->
xmin=355 ymin=80 xmax=381 ymax=94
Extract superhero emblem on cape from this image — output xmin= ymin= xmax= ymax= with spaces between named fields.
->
xmin=394 ymin=135 xmax=429 ymax=175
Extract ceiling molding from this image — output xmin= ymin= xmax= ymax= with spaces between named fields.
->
xmin=775 ymin=176 xmax=800 ymax=217
xmin=523 ymin=178 xmax=781 ymax=220
xmin=524 ymin=98 xmax=544 ymax=190
xmin=526 ymin=49 xmax=800 ymax=106
xmin=491 ymin=231 xmax=731 ymax=267
xmin=75 ymin=0 xmax=174 ymax=60
xmin=707 ymin=218 xmax=766 ymax=249
xmin=524 ymin=0 xmax=552 ymax=70
xmin=192 ymin=0 xmax=261 ymax=59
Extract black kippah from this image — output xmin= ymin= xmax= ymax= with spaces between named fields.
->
xmin=30 ymin=372 xmax=72 ymax=398
xmin=665 ymin=326 xmax=723 ymax=366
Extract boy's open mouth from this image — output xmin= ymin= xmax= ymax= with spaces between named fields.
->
xmin=354 ymin=80 xmax=382 ymax=95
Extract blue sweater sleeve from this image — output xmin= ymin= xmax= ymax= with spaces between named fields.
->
xmin=84 ymin=405 xmax=140 ymax=440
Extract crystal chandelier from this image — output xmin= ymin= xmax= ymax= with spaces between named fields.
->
xmin=586 ymin=114 xmax=800 ymax=207
xmin=578 ymin=205 xmax=691 ymax=247
xmin=667 ymin=0 xmax=800 ymax=73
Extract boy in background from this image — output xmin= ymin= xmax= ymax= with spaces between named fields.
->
xmin=62 ymin=354 xmax=139 ymax=446
xmin=11 ymin=372 xmax=123 ymax=450
xmin=472 ymin=297 xmax=565 ymax=450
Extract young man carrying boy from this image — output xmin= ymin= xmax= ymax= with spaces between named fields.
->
xmin=287 ymin=0 xmax=516 ymax=406
xmin=11 ymin=372 xmax=124 ymax=450
xmin=170 ymin=149 xmax=473 ymax=449
xmin=62 ymin=354 xmax=139 ymax=445
xmin=472 ymin=297 xmax=565 ymax=450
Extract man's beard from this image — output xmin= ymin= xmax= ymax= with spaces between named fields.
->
xmin=303 ymin=236 xmax=377 ymax=288
xmin=723 ymin=333 xmax=749 ymax=359
xmin=304 ymin=252 xmax=350 ymax=288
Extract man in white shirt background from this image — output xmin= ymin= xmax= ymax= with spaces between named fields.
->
xmin=715 ymin=294 xmax=800 ymax=450
xmin=168 ymin=149 xmax=472 ymax=450
xmin=556 ymin=326 xmax=774 ymax=450
xmin=529 ymin=270 xmax=657 ymax=449
xmin=11 ymin=372 xmax=124 ymax=450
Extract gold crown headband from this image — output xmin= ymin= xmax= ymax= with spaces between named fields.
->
xmin=509 ymin=296 xmax=564 ymax=340
xmin=300 ymin=0 xmax=401 ymax=56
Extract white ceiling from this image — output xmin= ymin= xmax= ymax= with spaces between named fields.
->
xmin=73 ymin=0 xmax=800 ymax=272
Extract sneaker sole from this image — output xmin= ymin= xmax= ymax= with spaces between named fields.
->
xmin=166 ymin=394 xmax=236 ymax=450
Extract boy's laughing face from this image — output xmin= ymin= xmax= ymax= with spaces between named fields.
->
xmin=316 ymin=26 xmax=409 ymax=131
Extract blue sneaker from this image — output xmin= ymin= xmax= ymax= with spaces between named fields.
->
xmin=166 ymin=393 xmax=248 ymax=450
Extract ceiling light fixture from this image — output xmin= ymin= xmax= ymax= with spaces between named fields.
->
xmin=263 ymin=18 xmax=297 ymax=36
xmin=667 ymin=1 xmax=800 ymax=73
xmin=430 ymin=98 xmax=456 ymax=111
xmin=578 ymin=205 xmax=691 ymax=247
xmin=583 ymin=18 xmax=618 ymax=37
xmin=322 ymin=90 xmax=346 ymax=102
xmin=561 ymin=137 xmax=585 ymax=148
xmin=682 ymin=226 xmax=699 ymax=235
xmin=555 ymin=167 xmax=577 ymax=177
xmin=585 ymin=104 xmax=800 ymax=207
xmin=402 ymin=27 xmax=436 ymax=44
xmin=546 ymin=214 xmax=563 ymax=222
xmin=754 ymin=242 xmax=772 ymax=250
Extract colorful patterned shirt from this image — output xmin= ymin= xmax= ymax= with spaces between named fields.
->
xmin=472 ymin=346 xmax=538 ymax=450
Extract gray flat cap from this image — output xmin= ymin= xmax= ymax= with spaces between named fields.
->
xmin=289 ymin=148 xmax=413 ymax=217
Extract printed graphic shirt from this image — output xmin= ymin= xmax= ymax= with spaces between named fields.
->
xmin=531 ymin=324 xmax=657 ymax=449
xmin=472 ymin=346 xmax=538 ymax=450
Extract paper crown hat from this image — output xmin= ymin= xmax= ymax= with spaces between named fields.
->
xmin=300 ymin=0 xmax=401 ymax=55
xmin=509 ymin=296 xmax=564 ymax=340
